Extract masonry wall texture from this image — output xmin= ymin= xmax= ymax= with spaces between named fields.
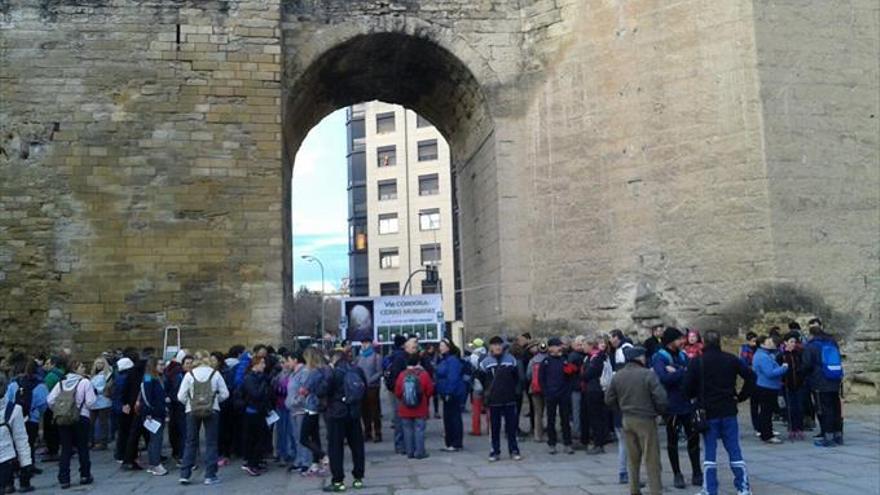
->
xmin=1 ymin=0 xmax=878 ymax=391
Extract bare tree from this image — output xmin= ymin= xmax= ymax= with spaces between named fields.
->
xmin=289 ymin=286 xmax=341 ymax=339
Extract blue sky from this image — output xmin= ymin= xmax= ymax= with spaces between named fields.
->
xmin=292 ymin=108 xmax=349 ymax=292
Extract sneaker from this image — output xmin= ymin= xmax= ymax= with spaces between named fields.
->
xmin=179 ymin=476 xmax=191 ymax=485
xmin=586 ymin=446 xmax=604 ymax=455
xmin=147 ymin=465 xmax=168 ymax=476
xmin=548 ymin=446 xmax=557 ymax=455
xmin=814 ymin=437 xmax=835 ymax=448
xmin=764 ymin=437 xmax=783 ymax=444
xmin=122 ymin=463 xmax=143 ymax=471
xmin=323 ymin=482 xmax=346 ymax=493
xmin=414 ymin=453 xmax=430 ymax=460
xmin=674 ymin=473 xmax=686 ymax=489
xmin=352 ymin=479 xmax=364 ymax=489
xmin=18 ymin=486 xmax=35 ymax=493
xmin=203 ymin=477 xmax=221 ymax=486
xmin=754 ymin=431 xmax=761 ymax=438
xmin=833 ymin=433 xmax=844 ymax=445
xmin=488 ymin=453 xmax=500 ymax=462
xmin=564 ymin=446 xmax=575 ymax=455
xmin=691 ymin=472 xmax=703 ymax=487
xmin=511 ymin=452 xmax=522 ymax=461
xmin=737 ymin=491 xmax=753 ymax=495
xmin=242 ymin=465 xmax=261 ymax=476
xmin=619 ymin=472 xmax=628 ymax=485
xmin=441 ymin=446 xmax=458 ymax=452
xmin=217 ymin=457 xmax=230 ymax=467
xmin=59 ymin=482 xmax=71 ymax=490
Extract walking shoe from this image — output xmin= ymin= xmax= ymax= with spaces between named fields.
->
xmin=203 ymin=477 xmax=221 ymax=485
xmin=488 ymin=453 xmax=500 ymax=462
xmin=352 ymin=479 xmax=364 ymax=489
xmin=618 ymin=472 xmax=628 ymax=484
xmin=217 ymin=457 xmax=230 ymax=467
xmin=242 ymin=465 xmax=261 ymax=476
xmin=18 ymin=485 xmax=35 ymax=493
xmin=737 ymin=491 xmax=753 ymax=495
xmin=4 ymin=484 xmax=16 ymax=493
xmin=564 ymin=446 xmax=575 ymax=455
xmin=674 ymin=473 xmax=686 ymax=489
xmin=548 ymin=446 xmax=557 ymax=455
xmin=323 ymin=482 xmax=346 ymax=492
xmin=179 ymin=476 xmax=191 ymax=485
xmin=814 ymin=434 xmax=835 ymax=448
xmin=147 ymin=465 xmax=168 ymax=476
xmin=59 ymin=482 xmax=71 ymax=490
xmin=441 ymin=446 xmax=458 ymax=452
xmin=764 ymin=437 xmax=782 ymax=444
xmin=123 ymin=463 xmax=143 ymax=471
xmin=833 ymin=433 xmax=844 ymax=445
xmin=414 ymin=453 xmax=430 ymax=460
xmin=511 ymin=452 xmax=522 ymax=461
xmin=586 ymin=446 xmax=604 ymax=455
xmin=691 ymin=472 xmax=703 ymax=487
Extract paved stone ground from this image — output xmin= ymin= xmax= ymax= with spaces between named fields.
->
xmin=23 ymin=404 xmax=879 ymax=495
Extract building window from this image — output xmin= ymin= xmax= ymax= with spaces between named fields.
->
xmin=378 ymin=213 xmax=399 ymax=235
xmin=416 ymin=115 xmax=432 ymax=128
xmin=379 ymin=248 xmax=400 ymax=269
xmin=419 ymin=208 xmax=440 ymax=231
xmin=421 ymin=279 xmax=439 ymax=294
xmin=376 ymin=112 xmax=395 ymax=134
xmin=350 ymin=223 xmax=367 ymax=252
xmin=417 ymin=139 xmax=438 ymax=161
xmin=377 ymin=145 xmax=396 ymax=167
xmin=380 ymin=282 xmax=400 ymax=296
xmin=420 ymin=243 xmax=441 ymax=266
xmin=378 ymin=179 xmax=397 ymax=201
xmin=349 ymin=118 xmax=365 ymax=152
xmin=418 ymin=174 xmax=439 ymax=196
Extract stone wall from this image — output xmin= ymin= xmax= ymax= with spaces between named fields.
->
xmin=1 ymin=0 xmax=877 ymax=390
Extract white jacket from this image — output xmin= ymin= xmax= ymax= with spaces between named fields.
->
xmin=177 ymin=366 xmax=230 ymax=413
xmin=0 ymin=398 xmax=33 ymax=466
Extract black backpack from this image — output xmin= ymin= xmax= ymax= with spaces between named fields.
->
xmin=12 ymin=376 xmax=36 ymax=422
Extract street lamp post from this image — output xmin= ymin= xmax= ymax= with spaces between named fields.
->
xmin=301 ymin=255 xmax=325 ymax=336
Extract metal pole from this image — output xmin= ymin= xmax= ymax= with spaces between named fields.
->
xmin=302 ymin=255 xmax=326 ymax=336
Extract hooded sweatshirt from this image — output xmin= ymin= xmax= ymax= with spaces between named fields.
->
xmin=285 ymin=365 xmax=310 ymax=416
xmin=177 ymin=365 xmax=230 ymax=413
xmin=0 ymin=398 xmax=32 ymax=466
xmin=47 ymin=373 xmax=97 ymax=419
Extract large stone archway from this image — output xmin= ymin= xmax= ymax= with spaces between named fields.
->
xmin=1 ymin=1 xmax=877 ymax=387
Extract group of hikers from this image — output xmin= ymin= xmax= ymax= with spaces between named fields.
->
xmin=0 ymin=317 xmax=845 ymax=495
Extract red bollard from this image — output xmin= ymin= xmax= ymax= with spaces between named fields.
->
xmin=471 ymin=396 xmax=483 ymax=435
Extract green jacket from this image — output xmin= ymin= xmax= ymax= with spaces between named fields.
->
xmin=44 ymin=367 xmax=66 ymax=392
xmin=604 ymin=362 xmax=667 ymax=419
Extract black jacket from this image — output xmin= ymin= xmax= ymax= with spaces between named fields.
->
xmin=539 ymin=354 xmax=573 ymax=400
xmin=241 ymin=371 xmax=272 ymax=416
xmin=324 ymin=361 xmax=366 ymax=420
xmin=477 ymin=352 xmax=519 ymax=406
xmin=685 ymin=347 xmax=755 ymax=420
xmin=582 ymin=353 xmax=607 ymax=395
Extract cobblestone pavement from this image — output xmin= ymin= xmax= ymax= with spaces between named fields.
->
xmin=22 ymin=404 xmax=879 ymax=495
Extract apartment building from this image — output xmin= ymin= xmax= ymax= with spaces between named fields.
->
xmin=346 ymin=101 xmax=457 ymax=323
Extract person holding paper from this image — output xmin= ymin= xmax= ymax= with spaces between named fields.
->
xmin=240 ymin=356 xmax=272 ymax=477
xmin=139 ymin=358 xmax=168 ymax=476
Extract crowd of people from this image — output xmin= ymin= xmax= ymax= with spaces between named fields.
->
xmin=0 ymin=318 xmax=845 ymax=495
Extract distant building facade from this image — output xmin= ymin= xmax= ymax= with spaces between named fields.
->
xmin=346 ymin=101 xmax=457 ymax=322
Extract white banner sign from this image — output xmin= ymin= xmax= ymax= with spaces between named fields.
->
xmin=340 ymin=294 xmax=444 ymax=344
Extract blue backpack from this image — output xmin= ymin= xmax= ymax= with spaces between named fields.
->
xmin=817 ymin=340 xmax=843 ymax=380
xmin=342 ymin=367 xmax=366 ymax=404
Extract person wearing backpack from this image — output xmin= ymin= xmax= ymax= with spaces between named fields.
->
xmin=354 ymin=338 xmax=383 ymax=443
xmin=582 ymin=335 xmax=612 ymax=455
xmin=384 ymin=335 xmax=412 ymax=454
xmin=320 ymin=351 xmax=368 ymax=492
xmin=801 ymin=319 xmax=844 ymax=447
xmin=41 ymin=356 xmax=66 ymax=462
xmin=435 ymin=339 xmax=466 ymax=452
xmin=240 ymin=356 xmax=272 ymax=477
xmin=137 ymin=358 xmax=168 ymax=476
xmin=3 ymin=356 xmax=43 ymax=494
xmin=753 ymin=335 xmax=788 ymax=444
xmin=478 ymin=336 xmax=522 ymax=462
xmin=525 ymin=342 xmax=547 ymax=442
xmin=46 ymin=360 xmax=96 ymax=490
xmin=651 ymin=327 xmax=702 ymax=489
xmin=1 ymin=373 xmax=34 ymax=495
xmin=395 ymin=355 xmax=434 ymax=460
xmin=176 ymin=350 xmax=230 ymax=486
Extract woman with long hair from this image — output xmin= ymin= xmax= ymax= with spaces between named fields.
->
xmin=583 ymin=335 xmax=612 ymax=454
xmin=89 ymin=357 xmax=113 ymax=451
xmin=140 ymin=357 xmax=168 ymax=476
xmin=241 ymin=356 xmax=271 ymax=476
xmin=299 ymin=347 xmax=328 ymax=477
xmin=435 ymin=339 xmax=466 ymax=452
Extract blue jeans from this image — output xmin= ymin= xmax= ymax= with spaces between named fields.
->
xmin=290 ymin=413 xmax=312 ymax=468
xmin=442 ymin=395 xmax=464 ymax=449
xmin=275 ymin=407 xmax=294 ymax=462
xmin=181 ymin=412 xmax=219 ymax=480
xmin=703 ymin=416 xmax=749 ymax=495
xmin=390 ymin=396 xmax=405 ymax=453
xmin=147 ymin=420 xmax=165 ymax=467
xmin=400 ymin=417 xmax=426 ymax=458
xmin=489 ymin=404 xmax=519 ymax=456
xmin=91 ymin=408 xmax=112 ymax=446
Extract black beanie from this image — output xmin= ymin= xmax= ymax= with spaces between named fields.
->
xmin=661 ymin=327 xmax=684 ymax=346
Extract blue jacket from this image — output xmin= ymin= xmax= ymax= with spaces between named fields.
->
xmin=753 ymin=348 xmax=786 ymax=390
xmin=651 ymin=348 xmax=692 ymax=415
xmin=139 ymin=376 xmax=167 ymax=420
xmin=435 ymin=354 xmax=466 ymax=401
xmin=4 ymin=377 xmax=48 ymax=424
xmin=111 ymin=369 xmax=130 ymax=415
xmin=539 ymin=354 xmax=572 ymax=400
xmin=303 ymin=367 xmax=329 ymax=413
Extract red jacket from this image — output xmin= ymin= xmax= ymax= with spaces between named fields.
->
xmin=394 ymin=367 xmax=434 ymax=419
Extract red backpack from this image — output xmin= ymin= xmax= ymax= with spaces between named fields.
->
xmin=530 ymin=362 xmax=542 ymax=394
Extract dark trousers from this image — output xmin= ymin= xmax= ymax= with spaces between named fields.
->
xmin=816 ymin=390 xmax=842 ymax=436
xmin=123 ymin=411 xmax=145 ymax=465
xmin=545 ymin=396 xmax=572 ymax=447
xmin=755 ymin=386 xmax=778 ymax=441
xmin=664 ymin=413 xmax=701 ymax=476
xmin=489 ymin=404 xmax=519 ymax=456
xmin=218 ymin=403 xmax=234 ymax=458
xmin=244 ymin=412 xmax=267 ymax=468
xmin=326 ymin=416 xmax=365 ymax=484
xmin=442 ymin=395 xmax=464 ymax=449
xmin=586 ymin=390 xmax=610 ymax=447
xmin=749 ymin=397 xmax=759 ymax=432
xmin=784 ymin=387 xmax=805 ymax=432
xmin=169 ymin=403 xmax=186 ymax=459
xmin=0 ymin=461 xmax=13 ymax=493
xmin=25 ymin=421 xmax=38 ymax=467
xmin=114 ymin=412 xmax=133 ymax=461
xmin=361 ymin=387 xmax=382 ymax=440
xmin=58 ymin=417 xmax=91 ymax=484
xmin=300 ymin=414 xmax=324 ymax=464
xmin=43 ymin=410 xmax=59 ymax=456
